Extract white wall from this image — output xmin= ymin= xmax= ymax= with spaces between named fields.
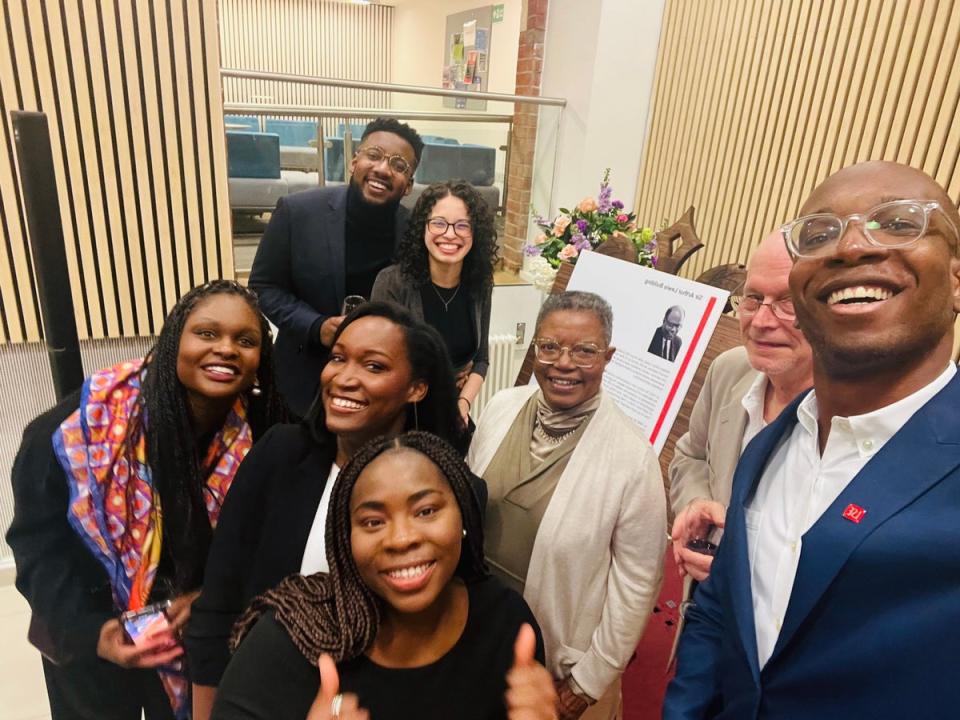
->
xmin=389 ymin=0 xmax=524 ymax=187
xmin=533 ymin=0 xmax=666 ymax=236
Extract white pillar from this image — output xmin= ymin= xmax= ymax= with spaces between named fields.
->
xmin=535 ymin=0 xmax=666 ymax=220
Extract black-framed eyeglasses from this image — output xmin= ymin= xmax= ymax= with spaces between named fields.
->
xmin=730 ymin=293 xmax=796 ymax=321
xmin=427 ymin=217 xmax=473 ymax=238
xmin=780 ymin=199 xmax=959 ymax=258
xmin=355 ymin=145 xmax=415 ymax=176
xmin=533 ymin=338 xmax=606 ymax=368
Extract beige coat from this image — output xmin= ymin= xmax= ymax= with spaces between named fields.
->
xmin=668 ymin=346 xmax=759 ymax=515
xmin=468 ymin=385 xmax=667 ymax=701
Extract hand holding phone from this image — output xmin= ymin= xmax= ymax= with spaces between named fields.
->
xmin=120 ymin=600 xmax=173 ymax=648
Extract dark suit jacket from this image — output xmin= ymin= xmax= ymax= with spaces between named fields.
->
xmin=249 ymin=186 xmax=409 ymax=416
xmin=664 ymin=372 xmax=960 ymax=719
xmin=648 ymin=326 xmax=683 ymax=361
xmin=185 ymin=423 xmax=337 ymax=686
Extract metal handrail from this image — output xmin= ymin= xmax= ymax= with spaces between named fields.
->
xmin=222 ymin=103 xmax=514 ymax=124
xmin=220 ymin=68 xmax=566 ymax=107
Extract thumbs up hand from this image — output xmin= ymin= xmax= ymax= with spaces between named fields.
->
xmin=505 ymin=624 xmax=559 ymax=720
xmin=306 ymin=654 xmax=369 ymax=720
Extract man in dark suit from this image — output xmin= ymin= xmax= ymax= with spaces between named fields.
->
xmin=249 ymin=118 xmax=423 ymax=416
xmin=648 ymin=305 xmax=684 ymax=361
xmin=664 ymin=161 xmax=960 ymax=719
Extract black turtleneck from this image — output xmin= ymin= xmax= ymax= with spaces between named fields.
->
xmin=344 ymin=181 xmax=399 ymax=300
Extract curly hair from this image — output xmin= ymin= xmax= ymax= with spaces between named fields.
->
xmin=303 ymin=301 xmax=467 ymax=454
xmin=395 ymin=181 xmax=498 ymax=296
xmin=138 ymin=279 xmax=284 ymax=592
xmin=361 ymin=117 xmax=425 ymax=166
xmin=231 ymin=431 xmax=487 ymax=663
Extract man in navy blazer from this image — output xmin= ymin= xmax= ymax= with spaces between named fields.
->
xmin=665 ymin=161 xmax=960 ymax=719
xmin=249 ymin=118 xmax=422 ymax=416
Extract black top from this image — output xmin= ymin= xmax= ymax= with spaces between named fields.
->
xmin=185 ymin=423 xmax=489 ymax=686
xmin=420 ymin=283 xmax=477 ymax=369
xmin=211 ymin=576 xmax=544 ymax=720
xmin=185 ymin=423 xmax=338 ymax=685
xmin=344 ymin=181 xmax=398 ymax=299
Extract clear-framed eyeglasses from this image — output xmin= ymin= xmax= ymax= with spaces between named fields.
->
xmin=780 ymin=199 xmax=959 ymax=259
xmin=533 ymin=338 xmax=606 ymax=368
xmin=427 ymin=218 xmax=473 ymax=238
xmin=355 ymin=145 xmax=415 ymax=176
xmin=729 ymin=294 xmax=796 ymax=321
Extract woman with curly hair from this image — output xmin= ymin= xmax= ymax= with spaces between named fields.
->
xmin=7 ymin=280 xmax=284 ymax=720
xmin=372 ymin=180 xmax=498 ymax=424
xmin=210 ymin=431 xmax=550 ymax=720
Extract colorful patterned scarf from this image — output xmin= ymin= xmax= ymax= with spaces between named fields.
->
xmin=52 ymin=359 xmax=253 ymax=718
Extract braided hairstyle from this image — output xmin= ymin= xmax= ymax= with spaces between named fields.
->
xmin=231 ymin=431 xmax=487 ymax=664
xmin=138 ymin=280 xmax=284 ymax=593
xmin=304 ymin=301 xmax=466 ymax=454
xmin=395 ymin=180 xmax=498 ymax=296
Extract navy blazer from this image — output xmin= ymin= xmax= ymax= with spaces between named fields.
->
xmin=665 ymin=371 xmax=960 ymax=719
xmin=249 ymin=186 xmax=408 ymax=416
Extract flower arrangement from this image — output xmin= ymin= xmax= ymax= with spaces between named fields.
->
xmin=525 ymin=169 xmax=657 ymax=272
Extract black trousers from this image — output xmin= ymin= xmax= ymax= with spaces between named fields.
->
xmin=42 ymin=656 xmax=176 ymax=720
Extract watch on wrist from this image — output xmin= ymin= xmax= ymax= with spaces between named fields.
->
xmin=566 ymin=676 xmax=596 ymax=706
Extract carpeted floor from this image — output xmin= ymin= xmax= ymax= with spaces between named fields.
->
xmin=621 ymin=548 xmax=683 ymax=720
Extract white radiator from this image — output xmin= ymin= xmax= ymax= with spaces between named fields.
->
xmin=474 ymin=334 xmax=521 ymax=419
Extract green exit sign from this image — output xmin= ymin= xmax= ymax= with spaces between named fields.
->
xmin=492 ymin=4 xmax=504 ymax=22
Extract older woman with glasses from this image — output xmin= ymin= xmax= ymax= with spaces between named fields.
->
xmin=467 ymin=291 xmax=667 ymax=720
xmin=372 ymin=180 xmax=498 ymax=425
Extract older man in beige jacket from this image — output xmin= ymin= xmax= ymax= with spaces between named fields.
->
xmin=669 ymin=231 xmax=813 ymax=582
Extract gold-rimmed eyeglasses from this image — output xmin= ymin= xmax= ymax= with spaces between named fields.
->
xmin=533 ymin=338 xmax=606 ymax=368
xmin=355 ymin=145 xmax=415 ymax=176
xmin=780 ymin=199 xmax=959 ymax=258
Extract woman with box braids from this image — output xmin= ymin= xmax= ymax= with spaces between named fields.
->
xmin=213 ymin=432 xmax=548 ymax=720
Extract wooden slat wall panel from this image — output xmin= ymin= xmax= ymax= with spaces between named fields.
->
xmin=218 ymin=0 xmax=392 ymax=137
xmin=636 ymin=0 xmax=960 ymax=279
xmin=0 ymin=0 xmax=233 ymax=343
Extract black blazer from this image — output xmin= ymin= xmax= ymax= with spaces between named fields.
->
xmin=185 ymin=423 xmax=337 ymax=685
xmin=186 ymin=422 xmax=488 ymax=686
xmin=648 ymin=326 xmax=683 ymax=361
xmin=249 ymin=186 xmax=409 ymax=416
xmin=6 ymin=391 xmax=117 ymax=666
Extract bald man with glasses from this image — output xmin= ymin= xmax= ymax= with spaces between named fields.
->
xmin=669 ymin=231 xmax=813 ymax=585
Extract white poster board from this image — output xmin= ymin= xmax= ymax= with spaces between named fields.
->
xmin=563 ymin=252 xmax=729 ymax=454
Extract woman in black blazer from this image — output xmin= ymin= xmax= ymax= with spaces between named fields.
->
xmin=187 ymin=302 xmax=475 ymax=719
xmin=372 ymin=181 xmax=498 ymax=425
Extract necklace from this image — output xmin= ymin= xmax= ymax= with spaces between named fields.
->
xmin=533 ymin=417 xmax=578 ymax=445
xmin=431 ymin=283 xmax=460 ymax=311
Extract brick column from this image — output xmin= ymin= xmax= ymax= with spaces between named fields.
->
xmin=501 ymin=0 xmax=547 ymax=272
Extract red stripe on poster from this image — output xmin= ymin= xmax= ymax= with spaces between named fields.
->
xmin=649 ymin=296 xmax=718 ymax=445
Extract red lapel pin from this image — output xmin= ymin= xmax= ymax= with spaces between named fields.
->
xmin=842 ymin=504 xmax=866 ymax=524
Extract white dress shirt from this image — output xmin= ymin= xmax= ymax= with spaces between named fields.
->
xmin=746 ymin=364 xmax=955 ymax=667
xmin=739 ymin=372 xmax=769 ymax=455
xmin=299 ymin=463 xmax=340 ymax=575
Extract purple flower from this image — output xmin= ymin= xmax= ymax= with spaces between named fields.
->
xmin=612 ymin=199 xmax=624 ymax=210
xmin=576 ymin=219 xmax=589 ymax=233
xmin=598 ymin=183 xmax=613 ymax=213
xmin=571 ymin=231 xmax=591 ymax=251
xmin=524 ymin=244 xmax=543 ymax=256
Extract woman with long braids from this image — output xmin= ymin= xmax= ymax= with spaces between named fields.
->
xmin=372 ymin=180 xmax=497 ymax=425
xmin=187 ymin=303 xmax=479 ymax=720
xmin=7 ymin=280 xmax=283 ymax=720
xmin=210 ymin=432 xmax=551 ymax=720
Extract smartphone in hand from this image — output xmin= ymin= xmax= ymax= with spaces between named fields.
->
xmin=120 ymin=600 xmax=173 ymax=647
